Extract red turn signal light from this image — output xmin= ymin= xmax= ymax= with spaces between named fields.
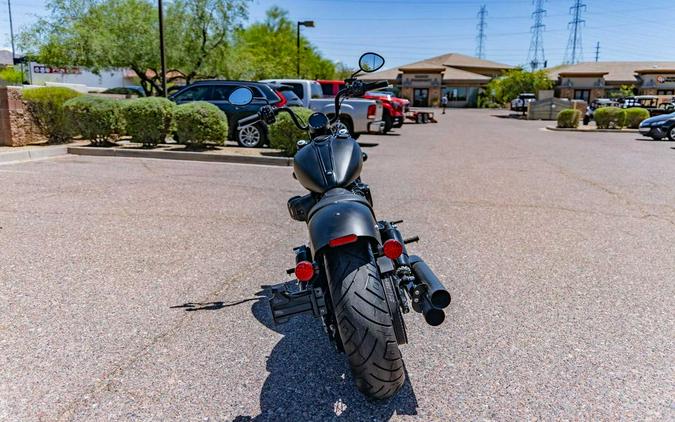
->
xmin=383 ymin=239 xmax=403 ymax=259
xmin=295 ymin=261 xmax=315 ymax=282
xmin=328 ymin=234 xmax=358 ymax=248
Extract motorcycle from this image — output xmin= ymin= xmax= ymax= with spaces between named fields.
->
xmin=229 ymin=53 xmax=451 ymax=400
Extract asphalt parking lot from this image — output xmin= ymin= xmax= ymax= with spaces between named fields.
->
xmin=1 ymin=109 xmax=673 ymax=420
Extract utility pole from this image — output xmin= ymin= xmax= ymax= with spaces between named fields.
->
xmin=7 ymin=0 xmax=15 ymax=61
xmin=476 ymin=5 xmax=487 ymax=59
xmin=564 ymin=0 xmax=586 ymax=64
xmin=296 ymin=20 xmax=315 ymax=78
xmin=527 ymin=0 xmax=547 ymax=70
xmin=158 ymin=0 xmax=167 ymax=97
xmin=594 ymin=41 xmax=600 ymax=62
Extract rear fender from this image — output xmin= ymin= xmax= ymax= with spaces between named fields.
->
xmin=308 ymin=201 xmax=380 ymax=255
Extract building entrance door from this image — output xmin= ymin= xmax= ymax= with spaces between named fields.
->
xmin=413 ymin=88 xmax=429 ymax=107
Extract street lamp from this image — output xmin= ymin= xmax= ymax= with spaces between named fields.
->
xmin=158 ymin=0 xmax=167 ymax=97
xmin=296 ymin=20 xmax=315 ymax=78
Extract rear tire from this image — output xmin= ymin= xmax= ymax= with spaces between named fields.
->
xmin=323 ymin=241 xmax=405 ymax=400
xmin=237 ymin=123 xmax=266 ymax=148
xmin=668 ymin=125 xmax=675 ymax=142
xmin=383 ymin=111 xmax=393 ymax=133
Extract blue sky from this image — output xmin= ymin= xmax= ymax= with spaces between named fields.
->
xmin=2 ymin=0 xmax=674 ymax=68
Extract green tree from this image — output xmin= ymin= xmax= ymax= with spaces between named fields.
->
xmin=230 ymin=7 xmax=338 ymax=80
xmin=485 ymin=68 xmax=554 ymax=106
xmin=19 ymin=0 xmax=249 ymax=95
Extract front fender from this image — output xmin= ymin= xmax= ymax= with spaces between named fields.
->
xmin=307 ymin=201 xmax=380 ymax=254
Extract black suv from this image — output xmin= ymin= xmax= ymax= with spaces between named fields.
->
xmin=170 ymin=80 xmax=281 ymax=147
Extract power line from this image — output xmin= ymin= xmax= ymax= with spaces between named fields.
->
xmin=527 ymin=0 xmax=546 ymax=70
xmin=564 ymin=0 xmax=586 ymax=64
xmin=476 ymin=4 xmax=487 ymax=59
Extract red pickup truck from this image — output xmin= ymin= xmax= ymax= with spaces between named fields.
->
xmin=318 ymin=80 xmax=408 ymax=133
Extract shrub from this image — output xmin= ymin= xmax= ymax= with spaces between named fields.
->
xmin=173 ymin=102 xmax=228 ymax=146
xmin=556 ymin=108 xmax=581 ymax=128
xmin=268 ymin=107 xmax=313 ymax=156
xmin=22 ymin=87 xmax=82 ymax=144
xmin=0 ymin=67 xmax=24 ymax=85
xmin=594 ymin=107 xmax=626 ymax=129
xmin=624 ymin=107 xmax=650 ymax=129
xmin=63 ymin=96 xmax=125 ymax=145
xmin=123 ymin=97 xmax=175 ymax=147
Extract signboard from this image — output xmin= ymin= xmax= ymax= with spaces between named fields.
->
xmin=32 ymin=65 xmax=82 ymax=75
xmin=656 ymin=75 xmax=675 ymax=84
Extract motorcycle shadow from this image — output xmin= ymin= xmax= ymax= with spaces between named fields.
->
xmin=234 ymin=292 xmax=418 ymax=421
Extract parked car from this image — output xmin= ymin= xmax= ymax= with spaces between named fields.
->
xmin=102 ymin=86 xmax=145 ymax=97
xmin=583 ymin=98 xmax=619 ymax=125
xmin=511 ymin=93 xmax=536 ymax=112
xmin=649 ymin=102 xmax=675 ymax=117
xmin=170 ymin=80 xmax=281 ymax=147
xmin=260 ymin=79 xmax=385 ymax=137
xmin=262 ymin=82 xmax=304 ymax=107
xmin=638 ymin=111 xmax=675 ymax=141
xmin=620 ymin=95 xmax=662 ymax=116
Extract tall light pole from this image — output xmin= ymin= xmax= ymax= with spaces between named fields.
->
xmin=296 ymin=20 xmax=314 ymax=78
xmin=158 ymin=0 xmax=167 ymax=97
xmin=7 ymin=0 xmax=16 ymax=61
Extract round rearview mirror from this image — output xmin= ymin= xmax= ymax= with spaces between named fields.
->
xmin=358 ymin=53 xmax=385 ymax=73
xmin=229 ymin=87 xmax=253 ymax=106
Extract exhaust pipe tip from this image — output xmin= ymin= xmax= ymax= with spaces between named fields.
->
xmin=423 ymin=306 xmax=445 ymax=326
xmin=430 ymin=290 xmax=451 ymax=309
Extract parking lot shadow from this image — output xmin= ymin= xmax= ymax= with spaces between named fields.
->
xmin=635 ymin=137 xmax=674 ymax=142
xmin=233 ymin=291 xmax=418 ymax=421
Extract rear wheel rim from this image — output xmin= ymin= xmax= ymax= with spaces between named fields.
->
xmin=239 ymin=126 xmax=261 ymax=147
xmin=334 ymin=121 xmax=349 ymax=135
xmin=670 ymin=127 xmax=675 ymax=139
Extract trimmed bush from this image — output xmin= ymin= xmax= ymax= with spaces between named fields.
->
xmin=63 ymin=96 xmax=125 ymax=145
xmin=594 ymin=107 xmax=626 ymax=129
xmin=123 ymin=97 xmax=175 ymax=147
xmin=268 ymin=107 xmax=313 ymax=156
xmin=22 ymin=87 xmax=81 ymax=144
xmin=624 ymin=107 xmax=650 ymax=129
xmin=556 ymin=108 xmax=581 ymax=128
xmin=173 ymin=101 xmax=228 ymax=146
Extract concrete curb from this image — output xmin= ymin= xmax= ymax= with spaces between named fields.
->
xmin=545 ymin=126 xmax=639 ymax=133
xmin=0 ymin=145 xmax=69 ymax=164
xmin=67 ymin=146 xmax=293 ymax=167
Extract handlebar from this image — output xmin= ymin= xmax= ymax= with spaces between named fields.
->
xmin=239 ymin=113 xmax=260 ymax=126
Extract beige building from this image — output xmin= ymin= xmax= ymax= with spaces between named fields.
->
xmin=361 ymin=53 xmax=512 ymax=107
xmin=548 ymin=61 xmax=675 ymax=103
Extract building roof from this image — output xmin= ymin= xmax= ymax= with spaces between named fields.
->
xmin=0 ymin=49 xmax=13 ymax=66
xmin=360 ymin=52 xmax=512 ymax=82
xmin=548 ymin=61 xmax=675 ymax=83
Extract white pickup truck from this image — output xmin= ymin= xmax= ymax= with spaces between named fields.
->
xmin=260 ymin=79 xmax=385 ymax=138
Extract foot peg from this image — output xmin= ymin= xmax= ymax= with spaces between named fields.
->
xmin=269 ymin=282 xmax=327 ymax=324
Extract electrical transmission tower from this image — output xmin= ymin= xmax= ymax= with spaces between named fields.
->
xmin=476 ymin=5 xmax=487 ymax=59
xmin=594 ymin=41 xmax=600 ymax=62
xmin=564 ymin=0 xmax=586 ymax=64
xmin=527 ymin=0 xmax=547 ymax=70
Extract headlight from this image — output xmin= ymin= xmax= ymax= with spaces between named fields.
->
xmin=640 ymin=121 xmax=651 ymax=127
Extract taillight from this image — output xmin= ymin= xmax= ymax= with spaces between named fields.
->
xmin=367 ymin=104 xmax=376 ymax=119
xmin=275 ymin=90 xmax=287 ymax=107
xmin=383 ymin=239 xmax=403 ymax=259
xmin=329 ymin=234 xmax=358 ymax=248
xmin=295 ymin=261 xmax=315 ymax=282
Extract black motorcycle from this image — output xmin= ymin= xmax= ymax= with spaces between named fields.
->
xmin=229 ymin=53 xmax=451 ymax=400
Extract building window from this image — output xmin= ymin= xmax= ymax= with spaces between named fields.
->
xmin=574 ymin=89 xmax=590 ymax=102
xmin=657 ymin=90 xmax=674 ymax=95
xmin=443 ymin=87 xmax=467 ymax=101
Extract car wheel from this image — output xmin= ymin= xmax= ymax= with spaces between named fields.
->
xmin=334 ymin=117 xmax=356 ymax=138
xmin=237 ymin=123 xmax=265 ymax=148
xmin=383 ymin=111 xmax=393 ymax=133
xmin=668 ymin=125 xmax=675 ymax=142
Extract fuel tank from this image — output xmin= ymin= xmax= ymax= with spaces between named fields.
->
xmin=293 ymin=135 xmax=363 ymax=193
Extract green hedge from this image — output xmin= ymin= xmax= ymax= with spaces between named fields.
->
xmin=63 ymin=96 xmax=125 ymax=145
xmin=22 ymin=87 xmax=81 ymax=144
xmin=173 ymin=102 xmax=228 ymax=146
xmin=268 ymin=107 xmax=313 ymax=156
xmin=624 ymin=107 xmax=650 ymax=129
xmin=123 ymin=97 xmax=175 ymax=147
xmin=594 ymin=107 xmax=626 ymax=129
xmin=556 ymin=109 xmax=581 ymax=128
